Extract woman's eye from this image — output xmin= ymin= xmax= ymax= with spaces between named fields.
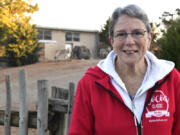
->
xmin=118 ymin=33 xmax=126 ymax=36
xmin=134 ymin=31 xmax=142 ymax=35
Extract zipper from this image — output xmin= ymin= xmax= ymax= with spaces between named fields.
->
xmin=134 ymin=114 xmax=139 ymax=135
xmin=141 ymin=122 xmax=143 ymax=135
xmin=137 ymin=122 xmax=143 ymax=135
xmin=132 ymin=101 xmax=139 ymax=135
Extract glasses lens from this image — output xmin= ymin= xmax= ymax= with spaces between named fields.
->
xmin=132 ymin=30 xmax=146 ymax=38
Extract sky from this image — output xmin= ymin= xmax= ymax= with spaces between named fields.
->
xmin=30 ymin=0 xmax=180 ymax=31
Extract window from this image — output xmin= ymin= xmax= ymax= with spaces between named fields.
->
xmin=73 ymin=33 xmax=80 ymax=41
xmin=37 ymin=30 xmax=52 ymax=40
xmin=66 ymin=32 xmax=72 ymax=41
xmin=44 ymin=31 xmax=52 ymax=40
xmin=37 ymin=30 xmax=43 ymax=40
xmin=66 ymin=32 xmax=80 ymax=42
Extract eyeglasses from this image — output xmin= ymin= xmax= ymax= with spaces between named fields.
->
xmin=114 ymin=29 xmax=147 ymax=41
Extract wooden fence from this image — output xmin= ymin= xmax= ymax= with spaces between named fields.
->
xmin=0 ymin=69 xmax=75 ymax=135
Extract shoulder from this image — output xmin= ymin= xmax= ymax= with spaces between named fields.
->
xmin=79 ymin=66 xmax=108 ymax=83
xmin=169 ymin=68 xmax=180 ymax=81
xmin=76 ymin=66 xmax=109 ymax=93
xmin=75 ymin=66 xmax=109 ymax=100
xmin=166 ymin=68 xmax=180 ymax=96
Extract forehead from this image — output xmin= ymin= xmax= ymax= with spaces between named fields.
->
xmin=114 ymin=15 xmax=146 ymax=32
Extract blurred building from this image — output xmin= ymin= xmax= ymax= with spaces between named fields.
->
xmin=36 ymin=26 xmax=99 ymax=61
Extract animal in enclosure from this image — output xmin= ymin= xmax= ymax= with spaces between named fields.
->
xmin=54 ymin=48 xmax=72 ymax=61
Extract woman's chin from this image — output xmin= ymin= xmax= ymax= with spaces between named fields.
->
xmin=120 ymin=57 xmax=138 ymax=65
xmin=123 ymin=61 xmax=137 ymax=66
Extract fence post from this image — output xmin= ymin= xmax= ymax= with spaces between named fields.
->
xmin=49 ymin=87 xmax=67 ymax=135
xmin=4 ymin=75 xmax=11 ymax=135
xmin=37 ymin=80 xmax=48 ymax=135
xmin=65 ymin=82 xmax=75 ymax=134
xmin=18 ymin=69 xmax=28 ymax=135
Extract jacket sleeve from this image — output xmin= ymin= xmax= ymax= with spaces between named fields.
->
xmin=68 ymin=79 xmax=94 ymax=135
xmin=172 ymin=69 xmax=180 ymax=135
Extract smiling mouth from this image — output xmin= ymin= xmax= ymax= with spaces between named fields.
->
xmin=122 ymin=50 xmax=138 ymax=54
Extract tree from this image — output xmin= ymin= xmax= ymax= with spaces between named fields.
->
xmin=99 ymin=17 xmax=111 ymax=49
xmin=155 ymin=9 xmax=180 ymax=71
xmin=0 ymin=0 xmax=40 ymax=66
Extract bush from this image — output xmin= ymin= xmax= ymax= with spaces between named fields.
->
xmin=157 ymin=18 xmax=180 ymax=71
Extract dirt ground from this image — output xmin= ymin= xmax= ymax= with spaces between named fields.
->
xmin=0 ymin=58 xmax=100 ymax=134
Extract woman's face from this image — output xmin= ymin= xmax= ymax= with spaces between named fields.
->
xmin=111 ymin=15 xmax=152 ymax=66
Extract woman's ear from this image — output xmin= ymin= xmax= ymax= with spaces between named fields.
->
xmin=147 ymin=32 xmax=153 ymax=50
xmin=149 ymin=32 xmax=153 ymax=42
xmin=109 ymin=37 xmax=114 ymax=45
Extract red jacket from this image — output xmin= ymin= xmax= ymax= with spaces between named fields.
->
xmin=68 ymin=66 xmax=180 ymax=135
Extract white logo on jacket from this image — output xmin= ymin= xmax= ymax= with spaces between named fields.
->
xmin=145 ymin=90 xmax=170 ymax=118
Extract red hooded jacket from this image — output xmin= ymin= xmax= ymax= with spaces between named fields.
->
xmin=68 ymin=66 xmax=180 ymax=135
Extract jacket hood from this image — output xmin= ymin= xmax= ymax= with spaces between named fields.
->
xmin=97 ymin=50 xmax=175 ymax=96
xmin=85 ymin=66 xmax=109 ymax=80
xmin=144 ymin=51 xmax=174 ymax=84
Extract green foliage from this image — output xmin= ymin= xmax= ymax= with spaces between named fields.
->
xmin=0 ymin=0 xmax=40 ymax=66
xmin=99 ymin=17 xmax=112 ymax=49
xmin=5 ymin=22 xmax=41 ymax=66
xmin=156 ymin=9 xmax=180 ymax=71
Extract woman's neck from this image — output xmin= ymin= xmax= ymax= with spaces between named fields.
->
xmin=115 ymin=57 xmax=148 ymax=96
xmin=115 ymin=57 xmax=147 ymax=79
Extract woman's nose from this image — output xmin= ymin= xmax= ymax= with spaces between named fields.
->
xmin=124 ymin=34 xmax=135 ymax=45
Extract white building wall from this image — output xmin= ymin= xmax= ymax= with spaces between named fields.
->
xmin=44 ymin=42 xmax=57 ymax=60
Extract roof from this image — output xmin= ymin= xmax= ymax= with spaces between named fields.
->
xmin=36 ymin=25 xmax=99 ymax=33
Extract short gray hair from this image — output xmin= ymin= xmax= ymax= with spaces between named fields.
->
xmin=109 ymin=4 xmax=151 ymax=38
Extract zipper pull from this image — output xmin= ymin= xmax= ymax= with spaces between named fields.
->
xmin=141 ymin=122 xmax=143 ymax=135
xmin=141 ymin=122 xmax=143 ymax=128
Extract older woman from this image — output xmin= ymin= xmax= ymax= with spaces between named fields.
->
xmin=68 ymin=4 xmax=180 ymax=135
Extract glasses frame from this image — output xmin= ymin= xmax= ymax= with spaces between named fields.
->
xmin=114 ymin=29 xmax=147 ymax=41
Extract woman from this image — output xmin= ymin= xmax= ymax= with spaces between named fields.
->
xmin=68 ymin=4 xmax=180 ymax=135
